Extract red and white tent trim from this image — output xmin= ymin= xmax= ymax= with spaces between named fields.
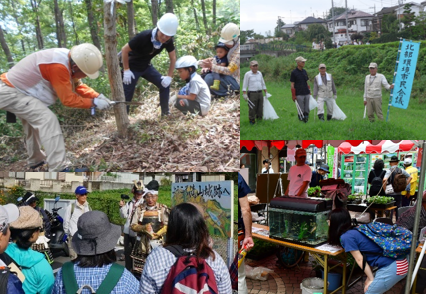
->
xmin=240 ymin=140 xmax=417 ymax=151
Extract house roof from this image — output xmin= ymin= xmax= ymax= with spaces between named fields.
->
xmin=282 ymin=24 xmax=296 ymax=28
xmin=377 ymin=5 xmax=399 ymax=15
xmin=327 ymin=12 xmax=347 ymax=22
xmin=298 ymin=16 xmax=326 ymax=24
xmin=335 ymin=10 xmax=374 ymax=20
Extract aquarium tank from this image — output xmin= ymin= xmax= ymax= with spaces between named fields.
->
xmin=268 ymin=197 xmax=331 ymax=247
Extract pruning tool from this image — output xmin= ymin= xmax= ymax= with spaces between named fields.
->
xmin=91 ymin=101 xmax=144 ymax=115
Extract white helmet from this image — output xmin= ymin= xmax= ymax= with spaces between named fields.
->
xmin=157 ymin=13 xmax=179 ymax=36
xmin=70 ymin=43 xmax=103 ymax=79
xmin=219 ymin=23 xmax=240 ymax=44
xmin=175 ymin=56 xmax=198 ymax=69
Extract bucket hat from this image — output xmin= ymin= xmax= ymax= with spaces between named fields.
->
xmin=72 ymin=211 xmax=121 ymax=256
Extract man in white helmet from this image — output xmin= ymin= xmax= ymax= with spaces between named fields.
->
xmin=201 ymin=23 xmax=240 ymax=97
xmin=0 ymin=43 xmax=111 ymax=171
xmin=174 ymin=56 xmax=211 ymax=116
xmin=121 ymin=13 xmax=178 ymax=116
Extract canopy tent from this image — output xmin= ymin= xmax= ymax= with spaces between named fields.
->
xmin=240 ymin=139 xmax=426 ymax=292
xmin=240 ymin=140 xmax=407 ymax=151
xmin=338 ymin=140 xmax=417 ymax=154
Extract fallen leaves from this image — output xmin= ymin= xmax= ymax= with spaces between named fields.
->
xmin=0 ymin=92 xmax=240 ymax=172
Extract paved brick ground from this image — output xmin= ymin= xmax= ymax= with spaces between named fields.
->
xmin=245 ymin=254 xmax=405 ymax=294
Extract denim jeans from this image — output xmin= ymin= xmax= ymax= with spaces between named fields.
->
xmin=123 ymin=65 xmax=170 ymax=115
xmin=366 ymin=256 xmax=409 ymax=294
xmin=204 ymin=73 xmax=239 ymax=96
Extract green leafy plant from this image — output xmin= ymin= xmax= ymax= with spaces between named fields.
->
xmin=367 ymin=196 xmax=394 ymax=204
xmin=308 ymin=186 xmax=322 ymax=197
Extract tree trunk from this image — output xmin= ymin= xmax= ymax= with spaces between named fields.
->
xmin=85 ymin=0 xmax=102 ymax=51
xmin=30 ymin=0 xmax=44 ymax=49
xmin=126 ymin=0 xmax=136 ymax=39
xmin=11 ymin=0 xmax=26 ymax=54
xmin=200 ymin=0 xmax=209 ymax=35
xmin=54 ymin=0 xmax=67 ymax=47
xmin=103 ymin=1 xmax=129 ymax=139
xmin=212 ymin=0 xmax=216 ymax=26
xmin=191 ymin=0 xmax=200 ymax=30
xmin=165 ymin=0 xmax=173 ymax=13
xmin=0 ymin=26 xmax=14 ymax=68
xmin=68 ymin=1 xmax=79 ymax=45
xmin=151 ymin=0 xmax=158 ymax=26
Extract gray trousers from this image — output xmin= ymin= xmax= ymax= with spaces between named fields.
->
xmin=296 ymin=95 xmax=310 ymax=119
xmin=248 ymin=91 xmax=263 ymax=121
xmin=366 ymin=97 xmax=383 ymax=121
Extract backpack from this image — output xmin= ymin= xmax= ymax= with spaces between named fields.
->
xmin=370 ymin=170 xmax=385 ymax=195
xmin=62 ymin=262 xmax=124 ymax=294
xmin=0 ymin=265 xmax=25 ymax=294
xmin=71 ymin=203 xmax=92 ymax=216
xmin=388 ymin=167 xmax=408 ymax=193
xmin=161 ymin=245 xmax=219 ymax=294
xmin=356 ymin=222 xmax=412 ymax=270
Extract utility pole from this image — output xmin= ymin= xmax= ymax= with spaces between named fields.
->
xmin=369 ymin=4 xmax=376 ymax=32
xmin=345 ymin=0 xmax=349 ymax=42
xmin=332 ymin=0 xmax=336 ymax=44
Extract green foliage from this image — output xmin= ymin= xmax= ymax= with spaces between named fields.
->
xmin=275 ymin=19 xmax=285 ymax=38
xmin=308 ymin=186 xmax=321 ymax=197
xmin=381 ymin=14 xmax=398 ymax=34
xmin=0 ymin=111 xmax=23 ymax=137
xmin=326 ymin=7 xmax=347 ymax=20
xmin=241 ymin=29 xmax=254 ymax=45
xmin=305 ymin=24 xmax=332 ymax=43
xmin=367 ymin=196 xmax=394 ymax=204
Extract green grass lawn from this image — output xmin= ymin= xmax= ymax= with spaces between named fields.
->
xmin=240 ymin=82 xmax=426 ymax=139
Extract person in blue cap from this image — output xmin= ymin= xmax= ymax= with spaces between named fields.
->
xmin=63 ymin=186 xmax=92 ymax=260
xmin=310 ymin=164 xmax=330 ymax=188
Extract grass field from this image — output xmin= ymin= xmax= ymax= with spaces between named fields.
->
xmin=240 ymin=81 xmax=426 ymax=139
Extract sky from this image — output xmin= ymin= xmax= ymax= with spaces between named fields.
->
xmin=241 ymin=0 xmax=421 ymax=34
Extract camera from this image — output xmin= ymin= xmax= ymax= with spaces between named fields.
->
xmin=121 ymin=194 xmax=130 ymax=200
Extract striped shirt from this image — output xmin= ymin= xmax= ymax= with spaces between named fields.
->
xmin=139 ymin=247 xmax=232 ymax=294
xmin=52 ymin=263 xmax=139 ymax=294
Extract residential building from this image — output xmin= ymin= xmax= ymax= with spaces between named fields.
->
xmin=327 ymin=10 xmax=374 ymax=44
xmin=296 ymin=17 xmax=327 ymax=30
xmin=281 ymin=23 xmax=298 ymax=37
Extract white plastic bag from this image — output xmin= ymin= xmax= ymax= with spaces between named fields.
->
xmin=263 ymin=94 xmax=279 ymax=120
xmin=331 ymin=100 xmax=347 ymax=120
xmin=309 ymin=95 xmax=318 ymax=111
xmin=245 ymin=265 xmax=274 ymax=281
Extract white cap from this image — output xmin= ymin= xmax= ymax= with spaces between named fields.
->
xmin=175 ymin=56 xmax=198 ymax=69
xmin=0 ymin=204 xmax=20 ymax=226
xmin=404 ymin=157 xmax=412 ymax=165
xmin=157 ymin=13 xmax=179 ymax=36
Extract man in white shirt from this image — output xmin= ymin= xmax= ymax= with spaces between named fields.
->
xmin=63 ymin=186 xmax=91 ymax=260
xmin=285 ymin=149 xmax=311 ymax=198
xmin=119 ymin=181 xmax=145 ymax=271
xmin=363 ymin=62 xmax=394 ymax=122
xmin=242 ymin=60 xmax=267 ymax=125
xmin=261 ymin=160 xmax=274 ymax=173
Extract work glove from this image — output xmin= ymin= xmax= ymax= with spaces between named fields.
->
xmin=97 ymin=94 xmax=111 ymax=104
xmin=243 ymin=93 xmax=248 ymax=101
xmin=93 ymin=96 xmax=111 ymax=110
xmin=123 ymin=69 xmax=135 ymax=85
xmin=405 ymin=183 xmax=411 ymax=192
xmin=291 ymin=88 xmax=297 ymax=101
xmin=161 ymin=76 xmax=172 ymax=88
xmin=334 ymin=94 xmax=337 ymax=100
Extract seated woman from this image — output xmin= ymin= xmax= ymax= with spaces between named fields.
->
xmin=6 ymin=206 xmax=55 ymax=294
xmin=328 ymin=208 xmax=409 ymax=294
xmin=201 ymin=23 xmax=240 ymax=97
xmin=174 ymin=56 xmax=211 ymax=116
xmin=139 ymin=202 xmax=232 ymax=293
xmin=52 ymin=211 xmax=139 ymax=293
